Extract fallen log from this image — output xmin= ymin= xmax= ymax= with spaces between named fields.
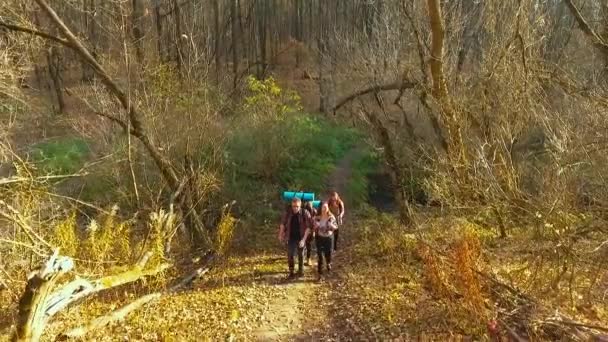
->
xmin=13 ymin=250 xmax=73 ymax=342
xmin=13 ymin=251 xmax=170 ymax=342
xmin=44 ymin=251 xmax=170 ymax=318
xmin=59 ymin=266 xmax=212 ymax=339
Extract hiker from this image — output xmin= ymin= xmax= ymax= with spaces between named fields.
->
xmin=327 ymin=191 xmax=345 ymax=252
xmin=302 ymin=201 xmax=317 ymax=266
xmin=278 ymin=197 xmax=313 ymax=279
xmin=314 ymin=201 xmax=338 ymax=279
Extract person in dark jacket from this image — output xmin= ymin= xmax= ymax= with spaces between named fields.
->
xmin=279 ymin=197 xmax=313 ymax=279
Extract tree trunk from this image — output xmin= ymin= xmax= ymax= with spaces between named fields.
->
xmin=362 ymin=104 xmax=412 ymax=226
xmin=213 ymin=0 xmax=221 ymax=83
xmin=82 ymin=0 xmax=97 ymax=82
xmin=46 ymin=46 xmax=65 ymax=113
xmin=131 ymin=0 xmax=144 ymax=65
xmin=231 ymin=0 xmax=239 ymax=87
xmin=172 ymin=0 xmax=183 ymax=77
xmin=14 ymin=251 xmax=73 ymax=342
xmin=318 ymin=1 xmax=334 ymax=114
xmin=154 ymin=1 xmax=164 ymax=62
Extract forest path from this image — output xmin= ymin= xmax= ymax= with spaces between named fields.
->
xmin=252 ymin=148 xmax=358 ymax=341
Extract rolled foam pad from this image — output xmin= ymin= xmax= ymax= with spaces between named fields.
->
xmin=282 ymin=191 xmax=315 ymax=202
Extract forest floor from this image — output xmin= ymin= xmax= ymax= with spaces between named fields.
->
xmin=0 ymin=149 xmax=387 ymax=341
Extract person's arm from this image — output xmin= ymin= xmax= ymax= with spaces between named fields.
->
xmin=279 ymin=212 xmax=287 ymax=242
xmin=339 ymin=200 xmax=345 ymax=218
xmin=329 ymin=216 xmax=338 ymax=230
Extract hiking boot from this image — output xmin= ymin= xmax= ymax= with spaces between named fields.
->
xmin=287 ymin=271 xmax=296 ymax=280
xmin=327 ymin=264 xmax=332 ymax=273
xmin=296 ymin=270 xmax=304 ymax=278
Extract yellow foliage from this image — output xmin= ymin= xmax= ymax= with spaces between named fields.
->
xmin=147 ymin=207 xmax=177 ymax=266
xmin=52 ymin=212 xmax=78 ymax=257
xmin=416 ymin=242 xmax=452 ymax=299
xmin=215 ymin=211 xmax=236 ymax=257
xmin=451 ymin=224 xmax=487 ymax=320
xmin=244 ymin=75 xmax=302 ymax=120
xmin=80 ymin=205 xmax=132 ymax=264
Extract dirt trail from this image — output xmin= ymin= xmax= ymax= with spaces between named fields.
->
xmin=326 ymin=148 xmax=359 ymax=196
xmin=252 ymin=149 xmax=357 ymax=341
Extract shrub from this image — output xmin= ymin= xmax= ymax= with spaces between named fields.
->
xmin=52 ymin=212 xmax=78 ymax=257
xmin=30 ymin=137 xmax=90 ymax=174
xmin=80 ymin=205 xmax=132 ymax=265
xmin=215 ymin=210 xmax=237 ymax=257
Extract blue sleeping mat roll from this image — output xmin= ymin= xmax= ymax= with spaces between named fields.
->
xmin=282 ymin=191 xmax=315 ymax=202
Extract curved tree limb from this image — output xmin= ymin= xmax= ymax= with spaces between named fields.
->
xmin=331 ymin=81 xmax=416 ymax=112
xmin=564 ymin=0 xmax=608 ymax=56
xmin=0 ymin=21 xmax=72 ymax=47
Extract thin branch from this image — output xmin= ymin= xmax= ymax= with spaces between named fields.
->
xmin=0 ymin=200 xmax=53 ymax=251
xmin=0 ymin=173 xmax=87 ymax=186
xmin=332 ymin=81 xmax=417 ymax=112
xmin=0 ymin=238 xmax=46 ymax=257
xmin=564 ymin=0 xmax=608 ymax=55
xmin=0 ymin=21 xmax=72 ymax=47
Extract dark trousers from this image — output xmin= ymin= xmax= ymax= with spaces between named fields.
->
xmin=287 ymin=239 xmax=304 ymax=274
xmin=316 ymin=236 xmax=333 ymax=273
xmin=305 ymin=235 xmax=313 ymax=260
xmin=333 ymin=229 xmax=339 ymax=251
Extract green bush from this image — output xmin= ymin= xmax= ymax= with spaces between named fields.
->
xmin=30 ymin=137 xmax=90 ymax=174
xmin=226 ymin=115 xmax=360 ymax=200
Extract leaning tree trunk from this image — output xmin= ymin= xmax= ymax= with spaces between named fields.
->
xmin=14 ymin=251 xmax=72 ymax=342
xmin=27 ymin=0 xmax=208 ymax=244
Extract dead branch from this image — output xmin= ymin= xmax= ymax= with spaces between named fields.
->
xmin=0 ymin=21 xmax=72 ymax=47
xmin=13 ymin=251 xmax=169 ymax=342
xmin=0 ymin=200 xmax=53 ymax=252
xmin=44 ymin=252 xmax=170 ymax=318
xmin=563 ymin=0 xmax=608 ymax=56
xmin=0 ymin=173 xmax=87 ymax=186
xmin=332 ymin=81 xmax=416 ymax=112
xmin=13 ymin=250 xmax=73 ymax=342
xmin=60 ymin=261 xmax=214 ymax=340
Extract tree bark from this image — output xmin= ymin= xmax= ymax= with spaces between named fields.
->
xmin=45 ymin=46 xmax=65 ymax=113
xmin=231 ymin=0 xmax=239 ymax=87
xmin=213 ymin=0 xmax=221 ymax=82
xmin=131 ymin=0 xmax=145 ymax=65
xmin=172 ymin=0 xmax=184 ymax=76
xmin=13 ymin=251 xmax=73 ymax=342
xmin=154 ymin=1 xmax=164 ymax=62
xmin=426 ymin=0 xmax=448 ymax=99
